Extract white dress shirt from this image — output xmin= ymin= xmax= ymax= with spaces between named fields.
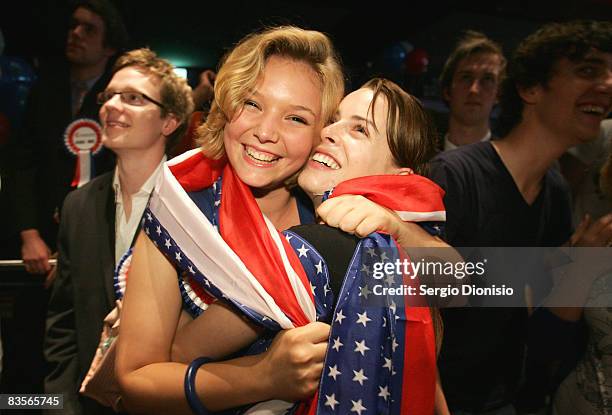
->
xmin=113 ymin=155 xmax=166 ymax=265
xmin=444 ymin=130 xmax=492 ymax=151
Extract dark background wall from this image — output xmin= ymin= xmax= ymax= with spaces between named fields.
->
xmin=3 ymin=0 xmax=612 ymax=92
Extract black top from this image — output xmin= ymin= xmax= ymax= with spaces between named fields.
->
xmin=289 ymin=224 xmax=358 ymax=297
xmin=428 ymin=141 xmax=573 ymax=411
xmin=430 ymin=141 xmax=572 ymax=248
xmin=8 ymin=58 xmax=116 ymax=248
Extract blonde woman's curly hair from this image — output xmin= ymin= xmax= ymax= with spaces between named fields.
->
xmin=197 ymin=26 xmax=344 ymax=160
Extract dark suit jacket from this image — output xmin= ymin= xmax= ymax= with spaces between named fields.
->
xmin=9 ymin=58 xmax=115 ymax=249
xmin=44 ymin=172 xmax=117 ymax=415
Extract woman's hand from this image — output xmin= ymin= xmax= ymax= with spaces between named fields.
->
xmin=570 ymin=213 xmax=612 ymax=247
xmin=259 ymin=322 xmax=330 ymax=402
xmin=317 ymin=195 xmax=401 ymax=238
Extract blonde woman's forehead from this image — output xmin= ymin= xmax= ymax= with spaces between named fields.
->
xmin=252 ymin=56 xmax=323 ymax=114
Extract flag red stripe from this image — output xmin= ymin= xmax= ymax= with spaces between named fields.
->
xmin=219 ymin=165 xmax=312 ymax=327
xmin=398 ymin=241 xmax=436 ymax=414
xmin=332 ymin=175 xmax=445 ymax=213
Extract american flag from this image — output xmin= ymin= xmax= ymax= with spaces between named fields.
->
xmin=141 ymin=149 xmax=444 ymax=414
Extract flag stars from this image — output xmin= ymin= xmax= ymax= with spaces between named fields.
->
xmin=155 ymin=225 xmax=161 ymax=236
xmin=335 ymin=309 xmax=346 ymax=324
xmin=391 ymin=337 xmax=399 ymax=353
xmin=146 ymin=212 xmax=152 ymax=221
xmin=315 ymin=260 xmax=323 ymax=274
xmin=323 ymin=284 xmax=331 ymax=296
xmin=383 ymin=357 xmax=393 ymax=371
xmin=366 ymin=247 xmax=378 ymax=258
xmin=331 ymin=336 xmax=343 ymax=352
xmin=164 ymin=239 xmax=171 ymax=249
xmin=385 ymin=274 xmax=395 ymax=286
xmin=175 ymin=252 xmax=182 ymax=262
xmin=352 ymin=368 xmax=368 ymax=386
xmin=359 ymin=285 xmax=372 ymax=299
xmin=378 ymin=385 xmax=390 ymax=401
xmin=350 ymin=399 xmax=367 ymax=415
xmin=380 ymin=252 xmax=389 ymax=261
xmin=328 ymin=364 xmax=341 ymax=381
xmin=360 ymin=264 xmax=371 ymax=276
xmin=324 ymin=394 xmax=339 ymax=410
xmin=356 ymin=311 xmax=372 ymax=327
xmin=354 ymin=339 xmax=370 ymax=356
xmin=285 ymin=234 xmax=293 ymax=242
xmin=297 ymin=244 xmax=309 ymax=257
xmin=188 ymin=265 xmax=195 ymax=274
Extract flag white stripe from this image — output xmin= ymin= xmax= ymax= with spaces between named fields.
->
xmin=396 ymin=210 xmax=446 ymax=222
xmin=167 ymin=147 xmax=202 ymax=165
xmin=262 ymin=215 xmax=316 ymax=322
xmin=150 ymin=164 xmax=295 ymax=329
xmin=243 ymin=399 xmax=293 ymax=414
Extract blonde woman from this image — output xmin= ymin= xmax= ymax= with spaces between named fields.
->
xmin=116 ymin=26 xmax=345 ymax=413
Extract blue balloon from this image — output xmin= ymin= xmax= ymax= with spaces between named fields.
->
xmin=0 ymin=56 xmax=36 ymax=131
xmin=0 ymin=56 xmax=36 ymax=83
xmin=382 ymin=42 xmax=408 ymax=72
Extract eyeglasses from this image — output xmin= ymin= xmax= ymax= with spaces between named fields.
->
xmin=97 ymin=90 xmax=166 ymax=109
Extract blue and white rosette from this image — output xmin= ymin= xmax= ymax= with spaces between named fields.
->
xmin=113 ymin=248 xmax=132 ymax=300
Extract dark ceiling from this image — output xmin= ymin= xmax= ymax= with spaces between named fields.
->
xmin=2 ymin=0 xmax=611 ymax=89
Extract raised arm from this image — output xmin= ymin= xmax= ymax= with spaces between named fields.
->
xmin=116 ymin=232 xmax=183 ymax=370
xmin=317 ymin=194 xmax=455 ymax=249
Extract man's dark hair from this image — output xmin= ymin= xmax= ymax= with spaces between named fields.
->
xmin=72 ymin=0 xmax=129 ymax=52
xmin=439 ymin=30 xmax=506 ymax=103
xmin=498 ymin=20 xmax=612 ymax=135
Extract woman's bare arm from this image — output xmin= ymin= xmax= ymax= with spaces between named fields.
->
xmin=116 ymin=233 xmax=329 ymax=414
xmin=172 ymin=301 xmax=261 ymax=363
xmin=117 ymin=233 xmax=183 ymax=378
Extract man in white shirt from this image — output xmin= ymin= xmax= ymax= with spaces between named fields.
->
xmin=44 ymin=48 xmax=193 ymax=415
xmin=439 ymin=31 xmax=505 ymax=151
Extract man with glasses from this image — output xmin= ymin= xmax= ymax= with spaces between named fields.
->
xmin=439 ymin=31 xmax=505 ymax=151
xmin=44 ymin=48 xmax=193 ymax=415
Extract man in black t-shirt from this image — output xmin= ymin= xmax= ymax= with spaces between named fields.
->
xmin=429 ymin=20 xmax=612 ymax=414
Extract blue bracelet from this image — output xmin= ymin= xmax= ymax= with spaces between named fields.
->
xmin=184 ymin=356 xmax=213 ymax=415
